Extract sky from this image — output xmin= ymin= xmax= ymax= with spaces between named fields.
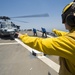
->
xmin=0 ymin=0 xmax=73 ymax=32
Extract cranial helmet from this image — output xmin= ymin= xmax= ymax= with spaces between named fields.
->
xmin=62 ymin=1 xmax=75 ymax=27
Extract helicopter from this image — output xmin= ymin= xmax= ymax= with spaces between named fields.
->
xmin=0 ymin=16 xmax=20 ymax=40
xmin=0 ymin=13 xmax=49 ymax=40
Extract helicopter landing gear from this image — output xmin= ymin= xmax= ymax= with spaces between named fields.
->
xmin=14 ymin=33 xmax=18 ymax=38
xmin=10 ymin=34 xmax=15 ymax=40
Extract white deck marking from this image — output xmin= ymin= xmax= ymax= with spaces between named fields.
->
xmin=37 ymin=56 xmax=60 ymax=73
xmin=15 ymin=38 xmax=60 ymax=73
xmin=0 ymin=42 xmax=19 ymax=45
xmin=15 ymin=38 xmax=41 ymax=53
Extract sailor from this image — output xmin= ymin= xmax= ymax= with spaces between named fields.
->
xmin=33 ymin=28 xmax=37 ymax=36
xmin=41 ymin=27 xmax=47 ymax=37
xmin=16 ymin=1 xmax=75 ymax=75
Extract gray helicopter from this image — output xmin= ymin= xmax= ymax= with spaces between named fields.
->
xmin=0 ymin=13 xmax=49 ymax=40
xmin=0 ymin=16 xmax=20 ymax=40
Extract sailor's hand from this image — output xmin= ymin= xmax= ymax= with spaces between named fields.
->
xmin=52 ymin=29 xmax=56 ymax=32
xmin=52 ymin=29 xmax=57 ymax=34
xmin=15 ymin=32 xmax=22 ymax=38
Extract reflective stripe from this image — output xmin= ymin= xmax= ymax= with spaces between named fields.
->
xmin=62 ymin=2 xmax=73 ymax=14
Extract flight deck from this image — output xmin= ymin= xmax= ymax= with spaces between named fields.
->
xmin=0 ymin=30 xmax=60 ymax=75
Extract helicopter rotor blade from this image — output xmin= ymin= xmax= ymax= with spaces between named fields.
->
xmin=11 ymin=19 xmax=29 ymax=23
xmin=11 ymin=13 xmax=49 ymax=18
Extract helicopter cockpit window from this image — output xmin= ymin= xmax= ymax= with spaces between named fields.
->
xmin=11 ymin=22 xmax=16 ymax=27
xmin=1 ymin=22 xmax=12 ymax=28
xmin=1 ymin=22 xmax=7 ymax=28
xmin=6 ymin=22 xmax=12 ymax=28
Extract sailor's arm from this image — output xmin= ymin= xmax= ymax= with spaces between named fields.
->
xmin=52 ymin=29 xmax=68 ymax=36
xmin=17 ymin=32 xmax=75 ymax=64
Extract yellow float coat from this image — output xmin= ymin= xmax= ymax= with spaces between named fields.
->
xmin=19 ymin=28 xmax=75 ymax=74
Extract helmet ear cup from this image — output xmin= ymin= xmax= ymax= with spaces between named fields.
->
xmin=66 ymin=14 xmax=75 ymax=27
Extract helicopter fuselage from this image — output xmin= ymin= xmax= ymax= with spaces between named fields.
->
xmin=0 ymin=21 xmax=19 ymax=39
